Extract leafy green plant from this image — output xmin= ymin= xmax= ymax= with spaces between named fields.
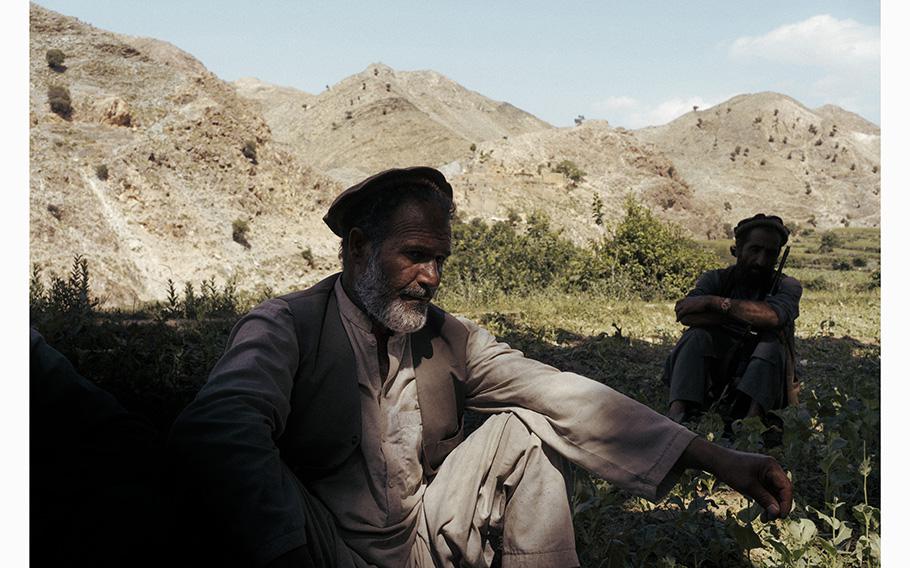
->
xmin=553 ymin=159 xmax=586 ymax=183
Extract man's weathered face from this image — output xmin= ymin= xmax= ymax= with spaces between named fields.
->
xmin=353 ymin=199 xmax=452 ymax=332
xmin=734 ymin=227 xmax=783 ymax=285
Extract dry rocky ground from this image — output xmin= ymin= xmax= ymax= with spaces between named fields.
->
xmin=29 ymin=3 xmax=880 ymax=307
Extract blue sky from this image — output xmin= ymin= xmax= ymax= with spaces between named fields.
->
xmin=33 ymin=1 xmax=881 ymax=127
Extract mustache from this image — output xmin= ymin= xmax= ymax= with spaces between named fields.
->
xmin=401 ymin=285 xmax=435 ymax=301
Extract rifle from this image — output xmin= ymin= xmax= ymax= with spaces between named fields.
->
xmin=767 ymin=245 xmax=791 ymax=297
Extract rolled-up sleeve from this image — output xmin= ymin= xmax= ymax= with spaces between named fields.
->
xmin=765 ymin=276 xmax=802 ymax=328
xmin=168 ymin=299 xmax=308 ymax=566
xmin=459 ymin=317 xmax=696 ymax=501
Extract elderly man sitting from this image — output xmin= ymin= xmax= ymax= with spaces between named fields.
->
xmin=169 ymin=167 xmax=792 ymax=568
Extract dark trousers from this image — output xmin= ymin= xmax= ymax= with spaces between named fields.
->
xmin=663 ymin=327 xmax=787 ymax=413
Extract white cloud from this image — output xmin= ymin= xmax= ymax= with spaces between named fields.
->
xmin=593 ymin=95 xmax=724 ymax=129
xmin=729 ymin=14 xmax=879 ymax=68
xmin=592 ymin=95 xmax=639 ymax=113
xmin=636 ymin=97 xmax=716 ymax=127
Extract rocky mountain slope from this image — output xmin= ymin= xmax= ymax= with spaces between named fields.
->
xmin=30 ymin=3 xmax=344 ymax=306
xmin=30 ymin=4 xmax=880 ymax=306
xmin=232 ymin=64 xmax=552 ymax=186
xmin=635 ymin=92 xmax=880 ymax=231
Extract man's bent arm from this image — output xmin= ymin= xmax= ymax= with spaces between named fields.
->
xmin=676 ymin=296 xmax=780 ymax=329
xmin=168 ymin=300 xmax=308 ymax=567
xmin=459 ymin=317 xmax=697 ymax=501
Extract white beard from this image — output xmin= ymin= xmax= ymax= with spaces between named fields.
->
xmin=354 ymin=250 xmax=430 ymax=333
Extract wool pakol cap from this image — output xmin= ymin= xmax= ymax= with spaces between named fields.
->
xmin=323 ymin=166 xmax=454 ymax=237
xmin=734 ymin=213 xmax=790 ymax=245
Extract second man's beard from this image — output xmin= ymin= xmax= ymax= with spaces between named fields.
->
xmin=355 ymin=250 xmax=433 ymax=333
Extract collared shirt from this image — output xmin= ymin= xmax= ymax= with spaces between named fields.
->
xmin=171 ymin=279 xmax=696 ymax=566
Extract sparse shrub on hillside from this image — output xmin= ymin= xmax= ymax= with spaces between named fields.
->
xmin=819 ymin=231 xmax=842 ymax=253
xmin=808 ymin=124 xmax=818 ymax=135
xmin=814 ymin=139 xmax=823 ymax=146
xmin=301 ymin=247 xmax=315 ymax=268
xmin=591 ymin=194 xmax=604 ymax=226
xmin=47 ymin=85 xmax=72 ymax=119
xmin=46 ymin=203 xmax=62 ymax=220
xmin=29 ymin=256 xmax=99 ymax=336
xmin=872 ymin=165 xmax=879 ymax=174
xmin=232 ymin=219 xmax=251 ymax=248
xmin=852 ymin=257 xmax=868 ymax=268
xmin=95 ymin=164 xmax=109 ymax=180
xmin=241 ymin=140 xmax=258 ymax=164
xmin=753 ymin=116 xmax=762 ymax=124
xmin=45 ymin=48 xmax=66 ymax=70
xmin=553 ymin=159 xmax=586 ymax=183
xmin=696 ymin=117 xmax=703 ymax=129
xmin=783 ymin=136 xmax=788 ymax=144
xmin=869 ymin=269 xmax=881 ymax=288
xmin=773 ymin=108 xmax=779 ymax=116
xmin=760 ymin=159 xmax=766 ymax=166
xmin=469 ymin=143 xmax=476 ymax=153
xmin=723 ymin=202 xmax=731 ymax=211
xmin=832 ymin=259 xmax=853 ymax=271
xmin=574 ymin=115 xmax=585 ymax=126
xmin=344 ymin=110 xmax=353 ymax=120
xmin=768 ymin=135 xmax=774 ymax=143
xmin=722 ymin=222 xmax=734 ymax=238
xmin=805 ymin=183 xmax=812 ymax=195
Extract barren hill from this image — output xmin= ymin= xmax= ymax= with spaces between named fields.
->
xmin=29 ymin=3 xmax=343 ymax=306
xmin=443 ymin=120 xmax=717 ymax=243
xmin=232 ymin=64 xmax=553 ymax=185
xmin=634 ymin=92 xmax=880 ymax=231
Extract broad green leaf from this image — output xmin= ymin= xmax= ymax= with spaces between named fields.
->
xmin=785 ymin=518 xmax=817 ymax=545
xmin=727 ymin=519 xmax=763 ymax=550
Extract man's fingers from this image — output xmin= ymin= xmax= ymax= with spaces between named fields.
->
xmin=749 ymin=483 xmax=782 ymax=521
xmin=750 ymin=459 xmax=793 ymax=522
xmin=763 ymin=462 xmax=793 ymax=518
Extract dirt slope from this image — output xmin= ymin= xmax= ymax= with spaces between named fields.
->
xmin=30 ymin=3 xmax=343 ymax=306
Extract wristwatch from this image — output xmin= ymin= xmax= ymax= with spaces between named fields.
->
xmin=719 ymin=297 xmax=732 ymax=314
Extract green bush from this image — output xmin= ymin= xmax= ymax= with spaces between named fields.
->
xmin=444 ymin=212 xmax=583 ymax=300
xmin=442 ymin=198 xmax=716 ymax=302
xmin=553 ymin=159 xmax=586 ymax=183
xmin=47 ymin=85 xmax=72 ymax=118
xmin=95 ymin=164 xmax=109 ymax=180
xmin=46 ymin=48 xmax=66 ymax=69
xmin=819 ymin=231 xmax=842 ymax=253
xmin=591 ymin=198 xmax=717 ymax=299
xmin=832 ymin=259 xmax=852 ymax=271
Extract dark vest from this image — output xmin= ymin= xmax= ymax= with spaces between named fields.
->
xmin=275 ymin=274 xmax=469 ymax=481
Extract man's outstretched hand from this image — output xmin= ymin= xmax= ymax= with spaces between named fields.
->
xmin=677 ymin=436 xmax=793 ymax=521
